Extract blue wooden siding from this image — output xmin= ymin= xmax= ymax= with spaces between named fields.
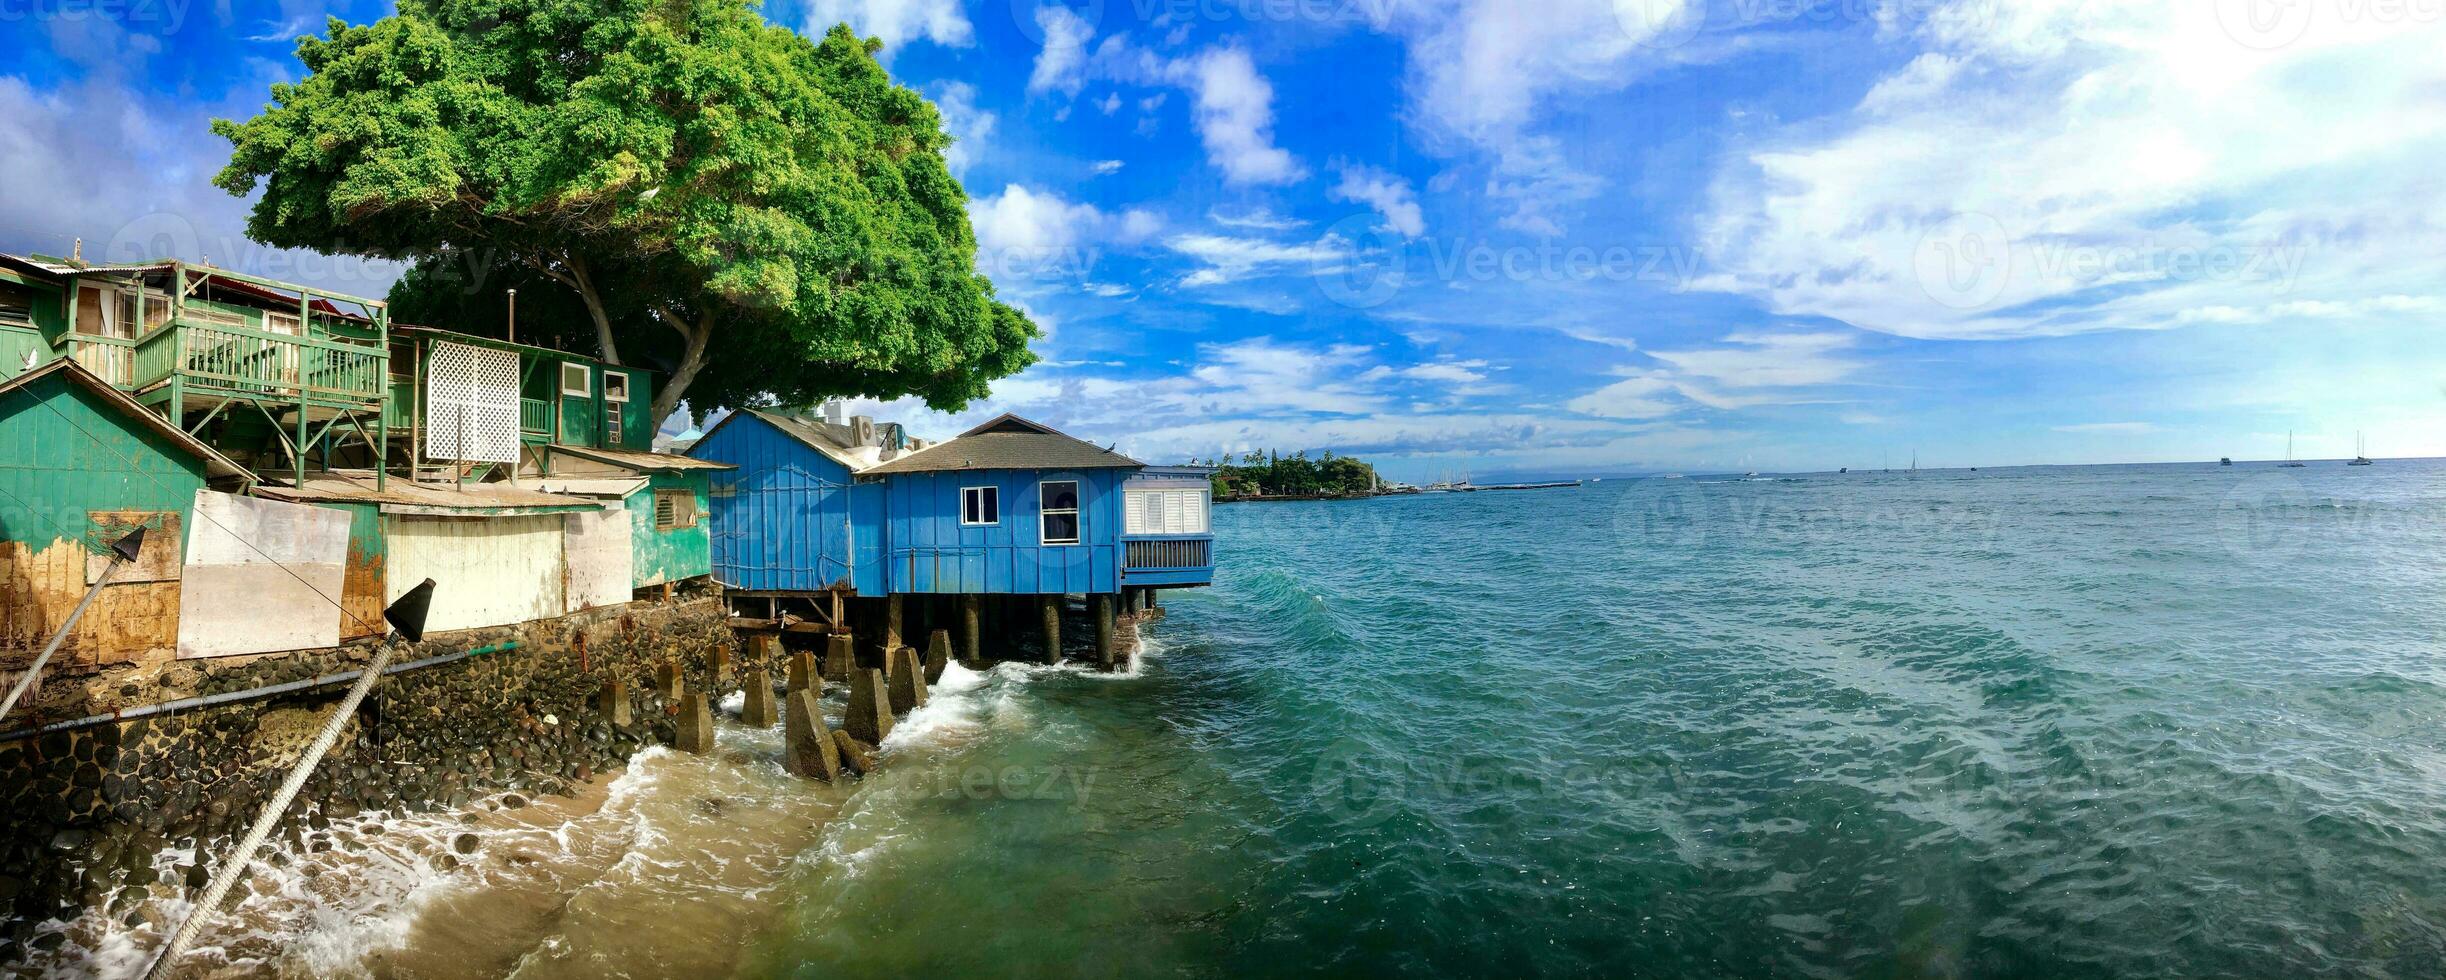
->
xmin=880 ymin=469 xmax=1124 ymax=595
xmin=691 ymin=414 xmax=866 ymax=593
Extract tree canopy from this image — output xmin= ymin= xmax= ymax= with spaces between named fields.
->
xmin=212 ymin=0 xmax=1036 ymax=429
xmin=1197 ymin=450 xmax=1380 ymax=497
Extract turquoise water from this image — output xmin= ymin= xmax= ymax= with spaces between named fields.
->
xmin=741 ymin=463 xmax=2446 ymax=977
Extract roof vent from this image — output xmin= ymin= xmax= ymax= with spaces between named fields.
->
xmin=823 ymin=400 xmax=848 ymax=427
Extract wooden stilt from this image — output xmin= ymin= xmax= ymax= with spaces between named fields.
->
xmin=960 ymin=594 xmax=982 ymax=665
xmin=1093 ymin=594 xmax=1115 ymax=671
xmin=1040 ymin=594 xmax=1062 ymax=664
xmin=885 ymin=593 xmax=904 ymax=650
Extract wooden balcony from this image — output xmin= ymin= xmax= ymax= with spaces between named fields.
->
xmin=131 ymin=320 xmax=386 ymax=416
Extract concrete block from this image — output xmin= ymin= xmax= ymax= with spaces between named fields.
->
xmin=740 ymin=670 xmax=778 ymax=728
xmin=845 ymin=668 xmax=894 ymax=744
xmin=597 ymin=679 xmax=631 ymax=727
xmin=823 ymin=633 xmax=856 ymax=683
xmin=655 ymin=661 xmax=684 ymax=701
xmin=787 ymin=650 xmax=817 ymax=692
xmin=783 ymin=690 xmax=841 ymax=781
xmin=888 ymin=647 xmax=927 ymax=714
xmin=924 ymin=629 xmax=951 ymax=685
xmin=675 ymin=692 xmax=715 ymax=754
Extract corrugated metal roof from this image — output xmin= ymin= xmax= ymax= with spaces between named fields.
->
xmin=0 ymin=360 xmax=252 ymax=483
xmin=715 ymin=410 xmax=880 ymax=471
xmin=254 ymin=474 xmax=604 ymax=514
xmin=549 ymin=443 xmax=734 ymax=472
xmin=532 ymin=477 xmax=650 ymax=498
xmin=862 ymin=422 xmax=1143 ymax=476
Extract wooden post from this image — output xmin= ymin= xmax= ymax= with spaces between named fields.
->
xmin=885 ymin=593 xmax=904 ymax=650
xmin=1040 ymin=595 xmax=1062 ymax=665
xmin=960 ymin=594 xmax=982 ymax=666
xmin=1093 ymin=594 xmax=1115 ymax=671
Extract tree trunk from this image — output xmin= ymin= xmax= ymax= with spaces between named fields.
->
xmin=648 ymin=306 xmax=713 ymax=433
xmin=565 ymin=255 xmax=624 ymax=367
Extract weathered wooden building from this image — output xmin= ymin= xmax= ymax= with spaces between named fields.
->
xmin=0 ymin=251 xmax=719 ymax=686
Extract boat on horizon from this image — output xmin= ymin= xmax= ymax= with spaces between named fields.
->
xmin=2350 ymin=431 xmax=2374 ymax=466
xmin=2279 ymin=431 xmax=2306 ymax=468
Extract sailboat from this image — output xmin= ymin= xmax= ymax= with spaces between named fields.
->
xmin=2350 ymin=431 xmax=2375 ymax=466
xmin=2278 ymin=431 xmax=2306 ymax=468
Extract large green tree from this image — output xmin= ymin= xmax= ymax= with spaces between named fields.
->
xmin=213 ymin=0 xmax=1036 ymax=429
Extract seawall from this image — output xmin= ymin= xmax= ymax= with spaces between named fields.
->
xmin=0 ymin=597 xmax=775 ymax=960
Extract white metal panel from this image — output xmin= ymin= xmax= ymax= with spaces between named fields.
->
xmin=178 ymin=490 xmax=351 ymax=658
xmin=563 ymin=503 xmax=633 ymax=612
xmin=425 ymin=341 xmax=521 ymax=463
xmin=383 ymin=514 xmax=567 ymax=633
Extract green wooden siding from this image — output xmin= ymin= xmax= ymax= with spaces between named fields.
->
xmin=0 ymin=375 xmax=209 ymax=554
xmin=626 ymin=471 xmax=710 ymax=588
xmin=0 ymin=327 xmax=46 ymax=383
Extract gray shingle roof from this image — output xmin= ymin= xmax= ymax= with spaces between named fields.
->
xmin=863 ymin=414 xmax=1141 ymax=475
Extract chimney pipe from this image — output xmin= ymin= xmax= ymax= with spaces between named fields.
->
xmin=506 ymin=288 xmax=517 ymax=344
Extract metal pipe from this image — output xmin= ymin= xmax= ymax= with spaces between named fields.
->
xmin=0 ymin=556 xmax=124 ymax=725
xmin=146 ymin=636 xmax=404 ymax=979
xmin=0 ymin=641 xmax=519 ymax=744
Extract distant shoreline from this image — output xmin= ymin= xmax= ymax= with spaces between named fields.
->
xmin=1215 ymin=481 xmax=1581 ymax=504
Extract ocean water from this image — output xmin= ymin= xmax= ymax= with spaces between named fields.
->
xmin=36 ymin=461 xmax=2446 ymax=977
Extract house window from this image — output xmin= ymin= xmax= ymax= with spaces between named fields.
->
xmin=1039 ymin=480 xmax=1080 ymax=545
xmin=654 ymin=488 xmax=698 ymax=530
xmin=560 ymin=362 xmax=591 ymax=397
xmin=602 ymin=372 xmax=630 ymax=402
xmin=961 ymin=486 xmax=1000 ymax=526
xmin=262 ymin=311 xmax=302 ymax=336
xmin=1125 ymin=488 xmax=1210 ymax=535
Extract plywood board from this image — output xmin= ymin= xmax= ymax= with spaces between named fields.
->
xmin=563 ymin=502 xmax=633 ymax=612
xmin=177 ymin=491 xmax=350 ymax=658
xmin=384 ymin=514 xmax=566 ymax=633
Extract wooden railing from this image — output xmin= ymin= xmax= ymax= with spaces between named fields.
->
xmin=65 ymin=337 xmax=137 ymax=386
xmin=1125 ymin=538 xmax=1212 ymax=569
xmin=132 ymin=321 xmax=385 ymax=404
xmin=521 ymin=398 xmax=552 ymax=435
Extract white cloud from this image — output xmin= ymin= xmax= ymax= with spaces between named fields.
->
xmin=1210 ymin=208 xmax=1303 ymax=231
xmin=1566 ymin=375 xmax=1681 ymax=419
xmin=1329 ymin=162 xmax=1426 ymax=237
xmin=1028 ymin=5 xmax=1096 ymax=96
xmin=929 ymin=81 xmax=993 ymax=176
xmin=805 ymin=0 xmax=973 ymax=51
xmin=1097 ymin=92 xmax=1122 ymax=115
xmin=1368 ymin=0 xmax=1695 ymax=234
xmin=1698 ymin=1 xmax=2446 ymax=340
xmin=967 ymin=185 xmax=1157 ymax=282
xmin=1090 ymin=159 xmax=1125 ymax=175
xmin=1646 ymin=332 xmax=1862 ymax=388
xmin=1166 ymin=232 xmax=1347 ymax=287
xmin=1173 ymin=48 xmax=1304 ymax=186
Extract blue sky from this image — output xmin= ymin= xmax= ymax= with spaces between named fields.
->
xmin=3 ymin=1 xmax=2443 ymax=478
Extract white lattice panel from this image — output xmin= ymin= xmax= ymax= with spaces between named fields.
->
xmin=424 ymin=341 xmax=521 ymax=463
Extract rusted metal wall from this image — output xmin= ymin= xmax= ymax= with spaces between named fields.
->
xmin=332 ymin=503 xmax=387 ymax=640
xmin=0 ymin=378 xmax=208 ymax=669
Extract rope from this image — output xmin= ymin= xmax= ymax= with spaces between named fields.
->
xmin=142 ymin=635 xmax=401 ymax=980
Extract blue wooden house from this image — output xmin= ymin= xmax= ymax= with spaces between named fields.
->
xmin=690 ymin=410 xmax=1213 ymax=665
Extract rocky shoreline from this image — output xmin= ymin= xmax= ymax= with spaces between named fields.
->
xmin=0 ymin=598 xmax=754 ymax=964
